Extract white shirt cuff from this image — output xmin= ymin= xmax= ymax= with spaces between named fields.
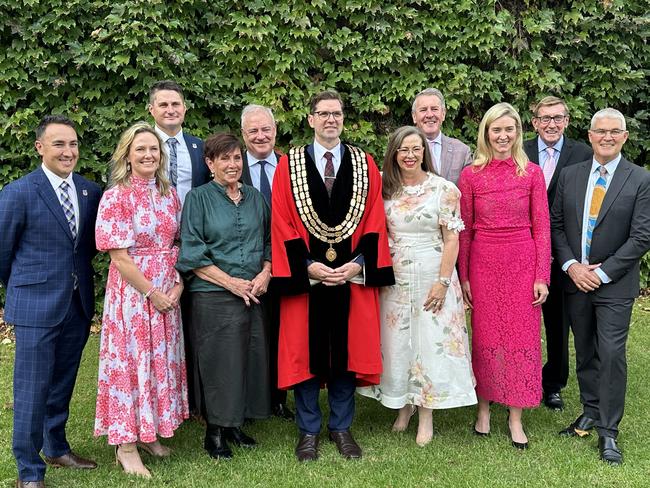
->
xmin=594 ymin=267 xmax=612 ymax=284
xmin=562 ymin=259 xmax=578 ymax=272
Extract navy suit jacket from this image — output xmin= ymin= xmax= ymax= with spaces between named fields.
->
xmin=0 ymin=167 xmax=102 ymax=326
xmin=183 ymin=132 xmax=211 ymax=188
xmin=524 ymin=136 xmax=593 ymax=208
xmin=550 ymin=157 xmax=650 ymax=299
xmin=241 ymin=150 xmax=283 ymax=188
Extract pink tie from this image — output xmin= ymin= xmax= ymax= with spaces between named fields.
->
xmin=543 ymin=147 xmax=557 ymax=188
xmin=428 ymin=140 xmax=439 ymax=174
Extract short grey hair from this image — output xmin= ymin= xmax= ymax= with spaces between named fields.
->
xmin=411 ymin=88 xmax=446 ymax=113
xmin=590 ymin=108 xmax=626 ymax=130
xmin=241 ymin=104 xmax=276 ymax=128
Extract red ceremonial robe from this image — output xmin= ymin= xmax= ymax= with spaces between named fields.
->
xmin=271 ymin=144 xmax=394 ymax=389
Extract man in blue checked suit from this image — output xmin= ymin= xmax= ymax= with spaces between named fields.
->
xmin=0 ymin=115 xmax=102 ymax=488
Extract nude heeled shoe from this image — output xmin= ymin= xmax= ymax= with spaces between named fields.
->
xmin=115 ymin=444 xmax=152 ymax=479
xmin=392 ymin=404 xmax=416 ymax=432
xmin=137 ymin=440 xmax=172 ymax=457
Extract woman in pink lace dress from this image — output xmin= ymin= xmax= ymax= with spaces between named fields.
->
xmin=94 ymin=122 xmax=188 ymax=478
xmin=457 ymin=103 xmax=550 ymax=450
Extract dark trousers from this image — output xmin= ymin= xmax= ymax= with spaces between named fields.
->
xmin=12 ymin=291 xmax=90 ymax=481
xmin=193 ymin=291 xmax=271 ymax=427
xmin=180 ymin=288 xmax=200 ymax=415
xmin=566 ymin=292 xmax=634 ymax=438
xmin=541 ymin=262 xmax=570 ymax=393
xmin=294 ymin=373 xmax=355 ymax=434
xmin=265 ymin=286 xmax=287 ymax=406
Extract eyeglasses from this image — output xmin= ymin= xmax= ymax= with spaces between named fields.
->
xmin=313 ymin=111 xmax=344 ymax=120
xmin=590 ymin=129 xmax=626 ymax=137
xmin=397 ymin=146 xmax=424 ymax=156
xmin=534 ymin=115 xmax=567 ymax=125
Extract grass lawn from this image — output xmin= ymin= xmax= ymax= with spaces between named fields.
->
xmin=1 ymin=299 xmax=649 ymax=488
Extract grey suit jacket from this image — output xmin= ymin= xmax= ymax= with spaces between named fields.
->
xmin=439 ymin=134 xmax=472 ymax=185
xmin=524 ymin=136 xmax=593 ymax=207
xmin=550 ymin=156 xmax=650 ymax=298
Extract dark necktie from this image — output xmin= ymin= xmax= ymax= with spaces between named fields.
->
xmin=324 ymin=151 xmax=335 ymax=196
xmin=167 ymin=137 xmax=178 ymax=187
xmin=59 ymin=181 xmax=77 ymax=239
xmin=259 ymin=160 xmax=272 ymax=206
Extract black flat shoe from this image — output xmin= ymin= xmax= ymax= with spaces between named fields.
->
xmin=543 ymin=391 xmax=564 ymax=411
xmin=559 ymin=414 xmax=597 ymax=437
xmin=598 ymin=436 xmax=622 ymax=465
xmin=273 ymin=403 xmax=295 ymax=421
xmin=225 ymin=427 xmax=256 ymax=448
xmin=204 ymin=425 xmax=233 ymax=460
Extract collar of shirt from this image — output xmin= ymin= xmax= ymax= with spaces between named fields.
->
xmin=313 ymin=140 xmax=342 ymax=176
xmin=537 ymin=135 xmax=564 ymax=167
xmin=155 ymin=125 xmax=184 ymax=145
xmin=590 ymin=154 xmax=621 ymax=180
xmin=41 ymin=163 xmax=75 ymax=191
xmin=426 ymin=132 xmax=443 ymax=146
xmin=247 ymin=152 xmax=278 ymax=168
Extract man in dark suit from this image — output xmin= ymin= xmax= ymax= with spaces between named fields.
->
xmin=524 ymin=96 xmax=593 ymax=411
xmin=0 ymin=115 xmax=102 ymax=488
xmin=551 ymin=108 xmax=650 ymax=465
xmin=240 ymin=104 xmax=294 ymax=421
xmin=411 ymin=88 xmax=472 ymax=184
xmin=149 ymin=80 xmax=211 ymax=416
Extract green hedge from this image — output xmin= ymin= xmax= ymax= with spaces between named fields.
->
xmin=1 ymin=0 xmax=649 ymax=308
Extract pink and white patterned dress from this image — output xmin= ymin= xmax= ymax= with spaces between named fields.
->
xmin=94 ymin=176 xmax=189 ymax=445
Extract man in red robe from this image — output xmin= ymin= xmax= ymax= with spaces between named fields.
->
xmin=271 ymin=91 xmax=394 ymax=462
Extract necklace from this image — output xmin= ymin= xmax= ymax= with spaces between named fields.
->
xmin=228 ymin=189 xmax=242 ymax=203
xmin=288 ymin=144 xmax=369 ymax=262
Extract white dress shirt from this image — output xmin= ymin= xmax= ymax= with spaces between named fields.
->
xmin=561 ymin=154 xmax=622 ymax=284
xmin=246 ymin=151 xmax=278 ymax=190
xmin=155 ymin=126 xmax=192 ymax=206
xmin=313 ymin=140 xmax=342 ymax=181
xmin=537 ymin=135 xmax=564 ymax=170
xmin=42 ymin=163 xmax=79 ymax=232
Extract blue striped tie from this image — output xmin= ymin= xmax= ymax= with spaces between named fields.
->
xmin=59 ymin=181 xmax=77 ymax=239
xmin=167 ymin=137 xmax=178 ymax=187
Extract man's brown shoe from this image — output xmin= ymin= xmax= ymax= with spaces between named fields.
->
xmin=16 ymin=481 xmax=46 ymax=488
xmin=44 ymin=451 xmax=97 ymax=469
xmin=328 ymin=431 xmax=362 ymax=459
xmin=295 ymin=433 xmax=319 ymax=462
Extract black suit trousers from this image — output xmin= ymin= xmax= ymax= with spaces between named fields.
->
xmin=566 ymin=292 xmax=633 ymax=438
xmin=541 ymin=260 xmax=570 ymax=392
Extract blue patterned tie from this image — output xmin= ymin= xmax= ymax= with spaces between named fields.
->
xmin=585 ymin=166 xmax=608 ymax=261
xmin=258 ymin=160 xmax=272 ymax=207
xmin=167 ymin=137 xmax=178 ymax=187
xmin=59 ymin=181 xmax=77 ymax=239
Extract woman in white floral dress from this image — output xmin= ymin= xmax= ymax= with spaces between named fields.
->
xmin=358 ymin=126 xmax=476 ymax=446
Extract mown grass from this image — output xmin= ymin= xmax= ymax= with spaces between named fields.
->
xmin=1 ymin=299 xmax=649 ymax=488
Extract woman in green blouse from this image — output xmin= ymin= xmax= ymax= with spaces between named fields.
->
xmin=177 ymin=132 xmax=271 ymax=460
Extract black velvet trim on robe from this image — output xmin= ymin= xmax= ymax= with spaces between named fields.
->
xmin=352 ymin=233 xmax=396 ymax=287
xmin=273 ymin=238 xmax=311 ymax=296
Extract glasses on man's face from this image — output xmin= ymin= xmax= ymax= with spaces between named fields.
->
xmin=590 ymin=128 xmax=626 ymax=138
xmin=313 ymin=111 xmax=344 ymax=121
xmin=535 ymin=115 xmax=567 ymax=125
xmin=397 ymin=146 xmax=424 ymax=156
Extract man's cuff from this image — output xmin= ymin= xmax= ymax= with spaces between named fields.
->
xmin=594 ymin=268 xmax=612 ymax=284
xmin=562 ymin=259 xmax=578 ymax=273
xmin=352 ymin=254 xmax=364 ymax=266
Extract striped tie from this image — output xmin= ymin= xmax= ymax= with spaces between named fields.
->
xmin=59 ymin=181 xmax=77 ymax=239
xmin=585 ymin=166 xmax=608 ymax=261
xmin=324 ymin=151 xmax=335 ymax=196
xmin=167 ymin=137 xmax=178 ymax=187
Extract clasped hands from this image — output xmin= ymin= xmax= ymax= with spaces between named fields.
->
xmin=150 ymin=282 xmax=184 ymax=313
xmin=567 ymin=262 xmax=602 ymax=293
xmin=228 ymin=268 xmax=271 ymax=306
xmin=308 ymin=261 xmax=362 ymax=286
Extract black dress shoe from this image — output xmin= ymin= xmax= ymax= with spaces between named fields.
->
xmin=225 ymin=427 xmax=256 ymax=448
xmin=328 ymin=431 xmax=362 ymax=459
xmin=559 ymin=414 xmax=597 ymax=437
xmin=295 ymin=433 xmax=319 ymax=462
xmin=599 ymin=436 xmax=622 ymax=465
xmin=204 ymin=425 xmax=233 ymax=459
xmin=273 ymin=403 xmax=295 ymax=421
xmin=543 ymin=391 xmax=564 ymax=411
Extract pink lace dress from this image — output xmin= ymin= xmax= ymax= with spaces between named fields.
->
xmin=458 ymin=159 xmax=550 ymax=408
xmin=94 ymin=177 xmax=189 ymax=444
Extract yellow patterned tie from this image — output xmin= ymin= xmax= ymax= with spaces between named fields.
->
xmin=585 ymin=166 xmax=608 ymax=261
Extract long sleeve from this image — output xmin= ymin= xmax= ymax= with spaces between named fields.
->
xmin=0 ymin=183 xmax=25 ymax=285
xmin=529 ymin=165 xmax=551 ymax=284
xmin=457 ymin=168 xmax=474 ymax=283
xmin=176 ymin=190 xmax=214 ymax=272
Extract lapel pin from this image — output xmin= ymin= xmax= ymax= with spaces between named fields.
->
xmin=82 ymin=189 xmax=88 ymax=196
xmin=192 ymin=143 xmax=198 ymax=149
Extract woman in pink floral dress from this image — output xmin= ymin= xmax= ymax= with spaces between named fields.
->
xmin=94 ymin=122 xmax=188 ymax=478
xmin=458 ymin=103 xmax=550 ymax=450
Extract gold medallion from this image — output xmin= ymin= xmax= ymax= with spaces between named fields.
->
xmin=325 ymin=245 xmax=337 ymax=262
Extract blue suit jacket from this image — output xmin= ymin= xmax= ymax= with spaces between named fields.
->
xmin=0 ymin=167 xmax=102 ymax=327
xmin=184 ymin=132 xmax=211 ymax=188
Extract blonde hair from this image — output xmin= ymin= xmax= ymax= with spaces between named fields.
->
xmin=109 ymin=122 xmax=171 ymax=196
xmin=474 ymin=102 xmax=529 ymax=175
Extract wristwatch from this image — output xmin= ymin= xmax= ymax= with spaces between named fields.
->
xmin=439 ymin=277 xmax=451 ymax=287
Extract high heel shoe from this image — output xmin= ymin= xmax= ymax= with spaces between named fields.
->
xmin=506 ymin=413 xmax=528 ymax=450
xmin=115 ymin=444 xmax=152 ymax=478
xmin=137 ymin=440 xmax=172 ymax=457
xmin=473 ymin=426 xmax=490 ymax=437
xmin=392 ymin=404 xmax=416 ymax=432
